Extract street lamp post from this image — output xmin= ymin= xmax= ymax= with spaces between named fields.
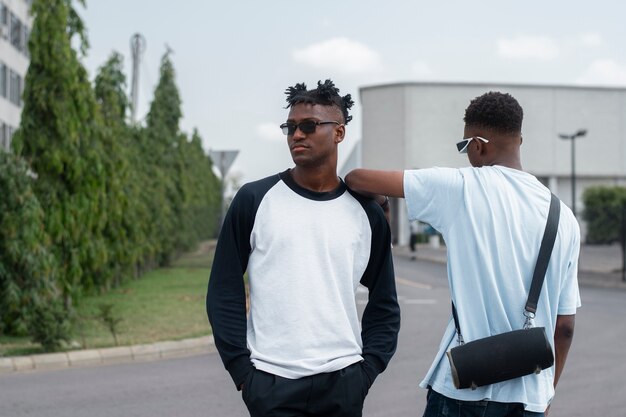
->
xmin=558 ymin=129 xmax=587 ymax=217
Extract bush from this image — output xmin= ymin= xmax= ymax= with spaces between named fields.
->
xmin=582 ymin=186 xmax=626 ymax=245
xmin=29 ymin=301 xmax=72 ymax=352
xmin=0 ymin=152 xmax=70 ymax=350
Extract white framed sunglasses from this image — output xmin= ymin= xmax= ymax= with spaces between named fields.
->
xmin=456 ymin=136 xmax=490 ymax=153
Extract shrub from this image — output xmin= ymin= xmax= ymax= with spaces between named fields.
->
xmin=582 ymin=186 xmax=626 ymax=245
xmin=0 ymin=152 xmax=70 ymax=350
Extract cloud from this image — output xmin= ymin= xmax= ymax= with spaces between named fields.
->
xmin=579 ymin=33 xmax=604 ymax=48
xmin=576 ymin=59 xmax=626 ymax=86
xmin=256 ymin=122 xmax=285 ymax=142
xmin=497 ymin=35 xmax=559 ymax=60
xmin=292 ymin=38 xmax=383 ymax=74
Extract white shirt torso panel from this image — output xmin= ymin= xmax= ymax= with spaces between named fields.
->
xmin=247 ymin=180 xmax=372 ymax=378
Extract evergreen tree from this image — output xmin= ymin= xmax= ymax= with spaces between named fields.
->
xmin=186 ymin=129 xmax=221 ymax=240
xmin=12 ymin=0 xmax=108 ymax=302
xmin=94 ymin=52 xmax=139 ymax=287
xmin=143 ymin=51 xmax=183 ymax=264
xmin=0 ymin=152 xmax=69 ymax=349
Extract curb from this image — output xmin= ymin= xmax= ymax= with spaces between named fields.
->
xmin=0 ymin=335 xmax=215 ymax=375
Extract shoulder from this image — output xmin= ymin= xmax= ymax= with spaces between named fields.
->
xmin=229 ymin=173 xmax=282 ymax=214
xmin=346 ymin=189 xmax=389 ymax=231
xmin=234 ymin=174 xmax=281 ymax=200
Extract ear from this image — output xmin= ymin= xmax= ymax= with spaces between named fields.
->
xmin=474 ymin=137 xmax=488 ymax=155
xmin=334 ymin=125 xmax=345 ymax=144
xmin=481 ymin=139 xmax=489 ymax=155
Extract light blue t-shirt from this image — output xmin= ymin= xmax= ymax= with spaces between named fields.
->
xmin=404 ymin=166 xmax=581 ymax=413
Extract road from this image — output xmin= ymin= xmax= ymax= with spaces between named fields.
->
xmin=1 ymin=256 xmax=624 ymax=417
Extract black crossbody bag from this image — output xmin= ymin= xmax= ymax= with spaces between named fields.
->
xmin=446 ymin=193 xmax=560 ymax=390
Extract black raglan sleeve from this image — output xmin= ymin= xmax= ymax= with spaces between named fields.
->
xmin=358 ymin=199 xmax=401 ymax=386
xmin=206 ymin=183 xmax=258 ymax=390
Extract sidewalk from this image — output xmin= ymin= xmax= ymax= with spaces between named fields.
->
xmin=394 ymin=242 xmax=626 ymax=290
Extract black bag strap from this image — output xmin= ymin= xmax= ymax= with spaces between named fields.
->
xmin=452 ymin=193 xmax=561 ymax=342
xmin=525 ymin=193 xmax=560 ymax=314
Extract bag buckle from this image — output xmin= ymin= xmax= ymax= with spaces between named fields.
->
xmin=523 ymin=310 xmax=536 ymax=329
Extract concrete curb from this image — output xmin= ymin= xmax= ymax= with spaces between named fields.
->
xmin=0 ymin=335 xmax=215 ymax=375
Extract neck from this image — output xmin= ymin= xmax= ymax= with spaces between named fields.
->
xmin=487 ymin=145 xmax=523 ymax=171
xmin=489 ymin=157 xmax=523 ymax=170
xmin=290 ymin=165 xmax=340 ymax=192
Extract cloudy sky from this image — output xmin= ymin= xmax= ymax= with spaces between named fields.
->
xmin=78 ymin=0 xmax=626 ymax=185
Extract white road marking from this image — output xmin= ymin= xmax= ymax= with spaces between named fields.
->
xmin=403 ymin=299 xmax=437 ymax=305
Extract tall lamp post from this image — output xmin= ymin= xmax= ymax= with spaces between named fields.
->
xmin=558 ymin=129 xmax=587 ymax=217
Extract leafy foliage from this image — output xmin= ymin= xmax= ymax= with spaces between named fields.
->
xmin=2 ymin=0 xmax=221 ymax=350
xmin=0 ymin=152 xmax=68 ymax=343
xmin=96 ymin=303 xmax=123 ymax=346
xmin=582 ymin=186 xmax=626 ymax=245
xmin=13 ymin=0 xmax=108 ymax=303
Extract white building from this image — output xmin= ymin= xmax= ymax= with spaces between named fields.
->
xmin=354 ymin=82 xmax=626 ymax=245
xmin=0 ymin=0 xmax=31 ymax=151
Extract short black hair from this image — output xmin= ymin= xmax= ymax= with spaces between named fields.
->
xmin=464 ymin=91 xmax=523 ymax=134
xmin=285 ymin=79 xmax=354 ymax=124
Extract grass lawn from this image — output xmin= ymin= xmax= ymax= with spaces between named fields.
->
xmin=0 ymin=241 xmax=215 ymax=357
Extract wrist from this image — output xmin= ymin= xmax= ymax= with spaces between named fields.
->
xmin=378 ymin=196 xmax=390 ymax=210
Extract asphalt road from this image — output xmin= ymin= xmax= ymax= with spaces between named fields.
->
xmin=1 ymin=256 xmax=624 ymax=417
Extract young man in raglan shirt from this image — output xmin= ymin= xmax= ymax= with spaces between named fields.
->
xmin=207 ymin=80 xmax=400 ymax=417
xmin=346 ymin=91 xmax=580 ymax=416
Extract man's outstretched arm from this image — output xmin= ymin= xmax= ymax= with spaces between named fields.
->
xmin=345 ymin=169 xmax=405 ymax=199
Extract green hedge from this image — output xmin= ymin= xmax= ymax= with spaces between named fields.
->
xmin=582 ymin=186 xmax=626 ymax=245
xmin=1 ymin=0 xmax=220 ymax=349
xmin=0 ymin=152 xmax=69 ymax=348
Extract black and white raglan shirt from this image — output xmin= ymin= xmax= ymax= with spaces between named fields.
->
xmin=207 ymin=169 xmax=400 ymax=389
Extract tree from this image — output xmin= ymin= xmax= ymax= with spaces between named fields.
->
xmin=12 ymin=0 xmax=108 ymax=303
xmin=94 ymin=51 xmax=142 ymax=287
xmin=142 ymin=51 xmax=184 ymax=264
xmin=0 ymin=152 xmax=69 ymax=348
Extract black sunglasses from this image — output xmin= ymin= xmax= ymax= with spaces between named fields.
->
xmin=279 ymin=120 xmax=341 ymax=136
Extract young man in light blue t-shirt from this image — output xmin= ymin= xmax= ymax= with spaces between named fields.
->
xmin=346 ymin=91 xmax=580 ymax=416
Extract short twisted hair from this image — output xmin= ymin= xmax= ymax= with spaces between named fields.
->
xmin=464 ymin=91 xmax=523 ymax=134
xmin=284 ymin=79 xmax=354 ymax=124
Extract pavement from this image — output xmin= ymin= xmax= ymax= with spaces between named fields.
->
xmin=1 ymin=243 xmax=623 ymax=375
xmin=394 ymin=241 xmax=626 ymax=290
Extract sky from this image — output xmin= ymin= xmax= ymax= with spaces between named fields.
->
xmin=77 ymin=0 xmax=626 ymax=187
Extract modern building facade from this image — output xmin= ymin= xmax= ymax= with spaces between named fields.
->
xmin=357 ymin=82 xmax=626 ymax=245
xmin=0 ymin=0 xmax=31 ymax=151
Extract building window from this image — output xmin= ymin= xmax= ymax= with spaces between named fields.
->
xmin=1 ymin=3 xmax=7 ymax=26
xmin=9 ymin=69 xmax=21 ymax=106
xmin=23 ymin=26 xmax=29 ymax=57
xmin=0 ymin=62 xmax=7 ymax=98
xmin=0 ymin=121 xmax=9 ymax=151
xmin=0 ymin=3 xmax=8 ymax=41
xmin=10 ymin=12 xmax=21 ymax=50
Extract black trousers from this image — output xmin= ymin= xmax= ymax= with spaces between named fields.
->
xmin=241 ymin=362 xmax=370 ymax=417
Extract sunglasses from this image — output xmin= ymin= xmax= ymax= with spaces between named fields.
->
xmin=280 ymin=120 xmax=341 ymax=136
xmin=456 ymin=136 xmax=490 ymax=153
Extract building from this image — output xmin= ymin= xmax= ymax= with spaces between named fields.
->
xmin=0 ymin=0 xmax=31 ymax=151
xmin=355 ymin=82 xmax=626 ymax=245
